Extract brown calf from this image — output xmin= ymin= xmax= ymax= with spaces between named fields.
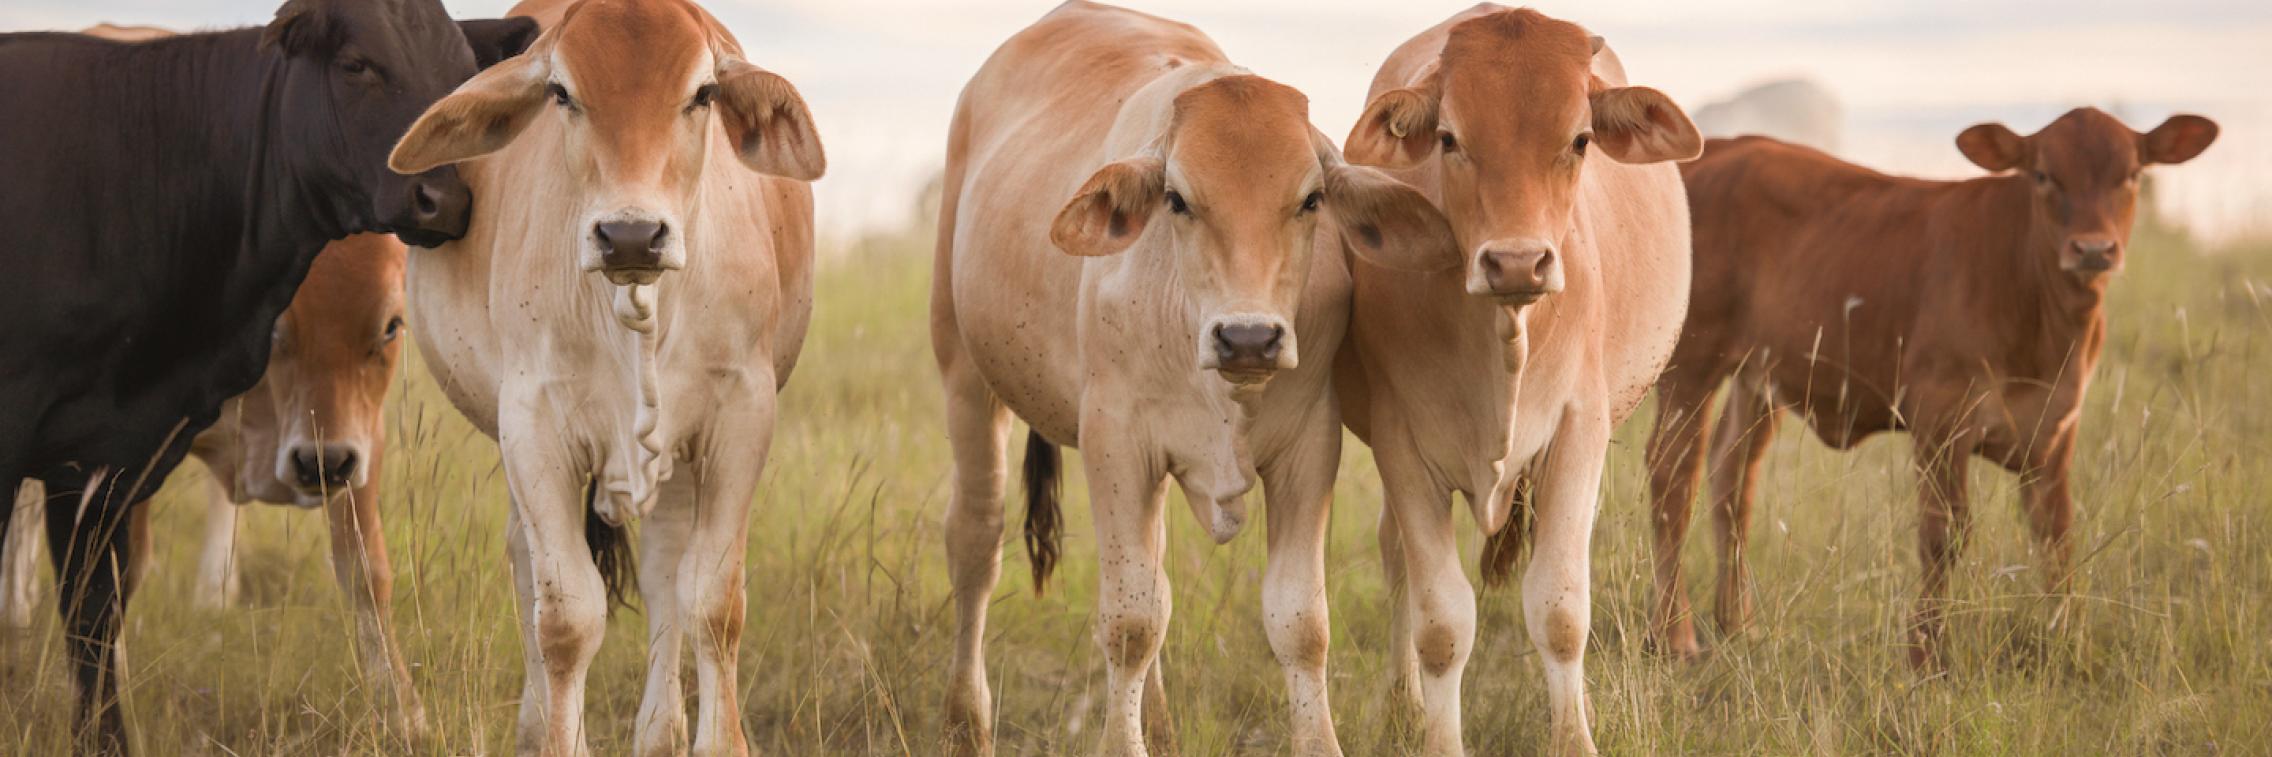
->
xmin=1646 ymin=109 xmax=2217 ymax=665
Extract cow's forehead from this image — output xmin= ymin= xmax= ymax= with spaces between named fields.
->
xmin=2034 ymin=108 xmax=2140 ymax=174
xmin=1168 ymin=76 xmax=1318 ymax=193
xmin=556 ymin=0 xmax=711 ymax=100
xmin=1438 ymin=10 xmax=1593 ymax=115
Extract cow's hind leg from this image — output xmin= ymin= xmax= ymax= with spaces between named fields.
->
xmin=939 ymin=354 xmax=1014 ymax=756
xmin=44 ymin=471 xmax=133 ymax=754
xmin=1376 ymin=497 xmax=1423 ymax=716
xmin=633 ymin=475 xmax=697 ymax=757
xmin=323 ymin=477 xmax=427 ymax=740
xmin=192 ymin=479 xmax=240 ymax=610
xmin=1527 ymin=405 xmax=1612 ymax=757
xmin=1260 ymin=417 xmax=1345 ymax=756
xmin=1644 ymin=374 xmax=1718 ymax=659
xmin=2020 ymin=430 xmax=2077 ymax=595
xmin=4 ymin=481 xmax=45 ymax=630
xmin=1908 ymin=427 xmax=1976 ymax=670
xmin=1706 ymin=376 xmax=1777 ymax=637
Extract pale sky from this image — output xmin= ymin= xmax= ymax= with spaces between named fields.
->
xmin=8 ymin=0 xmax=2269 ymax=241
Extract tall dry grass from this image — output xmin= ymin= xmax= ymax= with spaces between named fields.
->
xmin=1 ymin=213 xmax=2267 ymax=755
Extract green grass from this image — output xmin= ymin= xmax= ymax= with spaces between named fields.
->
xmin=4 ymin=214 xmax=2270 ymax=755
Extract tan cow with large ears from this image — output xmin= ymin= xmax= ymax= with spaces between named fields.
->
xmin=935 ymin=3 xmax=1452 ymax=755
xmin=1338 ymin=5 xmax=1699 ymax=755
xmin=386 ymin=0 xmax=822 ymax=753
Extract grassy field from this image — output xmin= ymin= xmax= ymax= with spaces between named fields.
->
xmin=2 ymin=213 xmax=2269 ymax=755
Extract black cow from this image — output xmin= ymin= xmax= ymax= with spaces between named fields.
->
xmin=0 ymin=0 xmax=536 ymax=750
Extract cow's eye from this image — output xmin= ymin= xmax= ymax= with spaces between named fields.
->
xmin=1299 ymin=191 xmax=1323 ymax=214
xmin=690 ymin=83 xmax=718 ymax=111
xmin=1573 ymin=132 xmax=1591 ymax=155
xmin=383 ymin=316 xmax=404 ymax=342
xmin=1165 ymin=190 xmax=1189 ymax=215
xmin=1439 ymin=132 xmax=1459 ymax=153
xmin=547 ymin=83 xmax=575 ymax=109
xmin=339 ymin=58 xmax=370 ymax=76
xmin=2031 ymin=170 xmax=2052 ymax=187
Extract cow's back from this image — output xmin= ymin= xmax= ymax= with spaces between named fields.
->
xmin=937 ymin=1 xmax=1231 ymax=443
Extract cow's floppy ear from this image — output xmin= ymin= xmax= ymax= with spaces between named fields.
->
xmin=459 ymin=17 xmax=540 ymax=70
xmin=1590 ymin=85 xmax=1702 ymax=164
xmin=1050 ymin=157 xmax=1165 ymax=257
xmin=388 ymin=53 xmax=546 ymax=174
xmin=716 ymin=59 xmax=826 ymax=181
xmin=2139 ymin=114 xmax=2218 ymax=165
xmin=261 ymin=0 xmax=338 ymax=55
xmin=1955 ymin=122 xmax=2027 ymax=172
xmin=1327 ymin=163 xmax=1458 ymax=272
xmin=1345 ymin=73 xmax=1441 ymax=169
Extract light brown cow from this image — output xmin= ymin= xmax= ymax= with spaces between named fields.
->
xmin=1 ymin=233 xmax=422 ymax=736
xmin=387 ymin=0 xmax=823 ymax=753
xmin=1338 ymin=5 xmax=1700 ymax=754
xmin=935 ymin=3 xmax=1451 ymax=755
xmin=1646 ymin=109 xmax=2218 ymax=666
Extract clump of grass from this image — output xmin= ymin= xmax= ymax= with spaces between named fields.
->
xmin=2 ymin=214 xmax=2267 ymax=755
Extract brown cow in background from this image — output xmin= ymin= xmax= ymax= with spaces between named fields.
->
xmin=1646 ymin=108 xmax=2218 ymax=666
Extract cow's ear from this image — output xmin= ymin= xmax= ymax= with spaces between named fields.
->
xmin=261 ymin=0 xmax=338 ymax=55
xmin=1955 ymin=122 xmax=2027 ymax=172
xmin=1327 ymin=163 xmax=1458 ymax=272
xmin=459 ymin=17 xmax=540 ymax=70
xmin=388 ymin=54 xmax=546 ymax=174
xmin=1345 ymin=74 xmax=1441 ymax=169
xmin=716 ymin=59 xmax=826 ymax=181
xmin=1050 ymin=157 xmax=1166 ymax=257
xmin=1590 ymin=85 xmax=1702 ymax=164
xmin=2140 ymin=114 xmax=2218 ymax=165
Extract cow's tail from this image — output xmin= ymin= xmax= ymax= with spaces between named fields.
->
xmin=1480 ymin=477 xmax=1535 ymax=588
xmin=1021 ymin=431 xmax=1063 ymax=595
xmin=583 ymin=481 xmax=637 ymax=613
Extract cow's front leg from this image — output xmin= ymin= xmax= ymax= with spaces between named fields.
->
xmin=1376 ymin=442 xmax=1468 ymax=756
xmin=2020 ymin=430 xmax=2077 ymax=595
xmin=192 ymin=479 xmax=240 ymax=609
xmin=1909 ymin=428 xmax=1975 ymax=670
xmin=3 ymin=481 xmax=45 ymax=629
xmin=1260 ymin=421 xmax=1344 ymax=756
xmin=1526 ymin=405 xmax=1610 ymax=757
xmin=1084 ymin=420 xmax=1171 ymax=757
xmin=499 ymin=430 xmax=608 ymax=757
xmin=322 ymin=470 xmax=427 ymax=740
xmin=676 ymin=391 xmax=774 ymax=757
xmin=44 ymin=470 xmax=133 ymax=755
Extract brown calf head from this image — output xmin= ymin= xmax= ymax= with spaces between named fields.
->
xmin=389 ymin=0 xmax=825 ymax=286
xmin=1345 ymin=9 xmax=1699 ymax=305
xmin=1052 ymin=74 xmax=1450 ymax=386
xmin=1957 ymin=108 xmax=2217 ymax=278
xmin=257 ymin=234 xmax=408 ymax=506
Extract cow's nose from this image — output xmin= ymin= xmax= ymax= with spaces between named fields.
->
xmin=1477 ymin=246 xmax=1564 ymax=301
xmin=399 ymin=176 xmax=471 ymax=246
xmin=2070 ymin=238 xmax=2120 ymax=273
xmin=1212 ymin=323 xmax=1285 ymax=373
xmin=595 ymin=220 xmax=668 ymax=272
xmin=288 ymin=444 xmax=360 ymax=492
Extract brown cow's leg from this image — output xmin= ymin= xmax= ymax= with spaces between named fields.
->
xmin=1259 ymin=419 xmax=1344 ymax=757
xmin=4 ymin=481 xmax=47 ymax=630
xmin=1706 ymin=379 xmax=1778 ymax=637
xmin=323 ymin=474 xmax=428 ymax=741
xmin=2020 ymin=431 xmax=2078 ymax=595
xmin=939 ymin=362 xmax=1014 ymax=757
xmin=1527 ymin=405 xmax=1611 ymax=757
xmin=1643 ymin=376 xmax=1717 ymax=659
xmin=1085 ymin=424 xmax=1172 ymax=757
xmin=1377 ymin=441 xmax=1469 ymax=756
xmin=633 ymin=476 xmax=694 ymax=757
xmin=191 ymin=479 xmax=241 ymax=609
xmin=1376 ymin=501 xmax=1424 ymax=716
xmin=1909 ymin=430 xmax=1974 ymax=670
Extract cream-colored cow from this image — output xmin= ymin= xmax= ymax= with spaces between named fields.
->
xmin=1337 ymin=5 xmax=1701 ymax=755
xmin=934 ymin=3 xmax=1453 ymax=755
xmin=386 ymin=0 xmax=822 ymax=752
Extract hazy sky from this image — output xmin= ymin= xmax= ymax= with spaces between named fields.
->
xmin=8 ymin=0 xmax=2268 ymax=240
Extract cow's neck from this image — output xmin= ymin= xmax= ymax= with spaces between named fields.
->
xmin=1998 ymin=179 xmax=2110 ymax=376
